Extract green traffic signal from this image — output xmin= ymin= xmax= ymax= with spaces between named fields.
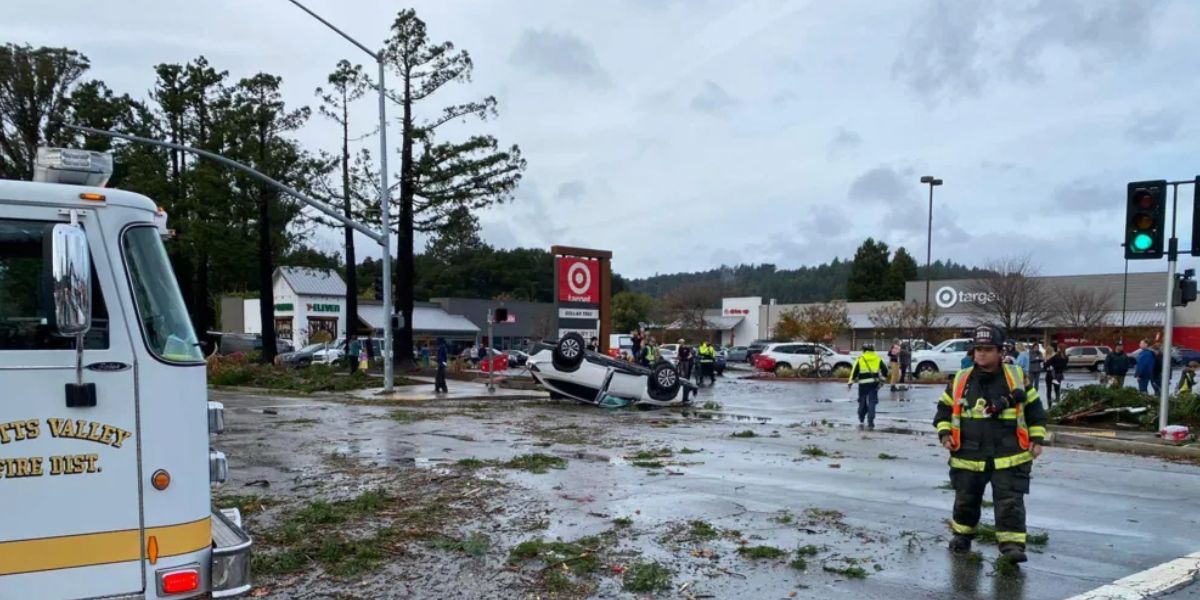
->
xmin=1132 ymin=233 xmax=1153 ymax=251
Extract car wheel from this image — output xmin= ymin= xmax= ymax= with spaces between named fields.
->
xmin=553 ymin=333 xmax=586 ymax=372
xmin=774 ymin=362 xmax=793 ymax=374
xmin=647 ymin=363 xmax=682 ymax=400
xmin=834 ymin=362 xmax=852 ymax=373
xmin=917 ymin=362 xmax=938 ymax=376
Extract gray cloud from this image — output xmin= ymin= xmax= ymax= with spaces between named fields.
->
xmin=555 ymin=180 xmax=587 ymax=202
xmin=826 ymin=127 xmax=863 ymax=160
xmin=1055 ymin=181 xmax=1111 ymax=211
xmin=848 ymin=167 xmax=910 ymax=203
xmin=771 ymin=90 xmax=799 ymax=108
xmin=1126 ymin=109 xmax=1183 ymax=143
xmin=510 ymin=28 xmax=610 ymax=87
xmin=690 ymin=80 xmax=737 ymax=114
xmin=894 ymin=0 xmax=1161 ymax=100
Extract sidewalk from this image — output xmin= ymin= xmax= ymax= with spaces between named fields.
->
xmin=346 ymin=375 xmax=549 ymax=403
xmin=1049 ymin=426 xmax=1200 ymax=460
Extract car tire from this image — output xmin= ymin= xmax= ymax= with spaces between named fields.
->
xmin=1092 ymin=361 xmax=1104 ymax=372
xmin=553 ymin=333 xmax=586 ymax=372
xmin=834 ymin=362 xmax=852 ymax=373
xmin=647 ymin=362 xmax=682 ymax=401
xmin=916 ymin=362 xmax=938 ymax=376
xmin=774 ymin=362 xmax=793 ymax=374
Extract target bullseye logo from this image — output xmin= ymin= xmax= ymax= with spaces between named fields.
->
xmin=935 ymin=286 xmax=958 ymax=308
xmin=567 ymin=262 xmax=591 ymax=295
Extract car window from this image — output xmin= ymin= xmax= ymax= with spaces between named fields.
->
xmin=1066 ymin=348 xmax=1081 ymax=356
xmin=1080 ymin=348 xmax=1096 ymax=356
xmin=774 ymin=345 xmax=796 ymax=354
xmin=1099 ymin=347 xmax=1110 ymax=354
xmin=944 ymin=341 xmax=966 ymax=353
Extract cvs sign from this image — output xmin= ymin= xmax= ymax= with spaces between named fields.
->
xmin=558 ymin=257 xmax=599 ymax=304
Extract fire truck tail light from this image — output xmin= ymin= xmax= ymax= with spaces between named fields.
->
xmin=159 ymin=567 xmax=200 ymax=594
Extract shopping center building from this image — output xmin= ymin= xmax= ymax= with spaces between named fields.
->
xmin=719 ymin=271 xmax=1200 ymax=351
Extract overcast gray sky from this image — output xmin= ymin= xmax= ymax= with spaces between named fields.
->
xmin=8 ymin=0 xmax=1200 ymax=279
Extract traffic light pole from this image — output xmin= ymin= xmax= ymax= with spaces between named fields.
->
xmin=1159 ymin=234 xmax=1177 ymax=432
xmin=486 ymin=309 xmax=495 ymax=394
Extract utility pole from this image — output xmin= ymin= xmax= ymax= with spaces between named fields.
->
xmin=1157 ymin=183 xmax=1183 ymax=431
xmin=919 ymin=175 xmax=943 ymax=339
xmin=486 ymin=309 xmax=495 ymax=393
xmin=285 ymin=0 xmax=394 ymax=393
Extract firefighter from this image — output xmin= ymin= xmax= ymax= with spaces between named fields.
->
xmin=848 ymin=343 xmax=888 ymax=429
xmin=697 ymin=341 xmax=716 ymax=386
xmin=935 ymin=325 xmax=1047 ymax=564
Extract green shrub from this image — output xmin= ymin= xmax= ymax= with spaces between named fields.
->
xmin=775 ymin=366 xmax=796 ymax=378
xmin=622 ymin=561 xmax=672 ymax=592
xmin=833 ymin=367 xmax=852 ymax=379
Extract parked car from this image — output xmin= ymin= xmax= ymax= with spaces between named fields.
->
xmin=214 ymin=332 xmax=293 ymax=356
xmin=657 ymin=343 xmax=679 ymax=363
xmin=746 ymin=339 xmax=774 ymax=363
xmin=1174 ymin=346 xmax=1200 ymax=366
xmin=478 ymin=348 xmax=510 ymax=373
xmin=757 ymin=342 xmax=855 ymax=375
xmin=726 ymin=346 xmax=750 ymax=362
xmin=527 ymin=333 xmax=697 ymax=407
xmin=506 ymin=349 xmax=530 ymax=366
xmin=909 ymin=338 xmax=973 ymax=376
xmin=278 ymin=342 xmax=328 ymax=367
xmin=1064 ymin=345 xmax=1111 ymax=371
xmin=715 ymin=350 xmax=727 ymax=376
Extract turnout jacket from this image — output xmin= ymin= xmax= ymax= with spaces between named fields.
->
xmin=934 ymin=365 xmax=1047 ymax=471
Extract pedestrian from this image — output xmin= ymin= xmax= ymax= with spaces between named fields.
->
xmin=468 ymin=344 xmax=479 ymax=369
xmin=697 ymin=340 xmax=717 ymax=385
xmin=1179 ymin=361 xmax=1198 ymax=394
xmin=1015 ymin=343 xmax=1029 ymax=373
xmin=348 ymin=336 xmax=361 ymax=374
xmin=1046 ymin=345 xmax=1067 ymax=406
xmin=1105 ymin=345 xmax=1131 ymax=389
xmin=961 ymin=347 xmax=975 ymax=370
xmin=935 ymin=325 xmax=1046 ymax=565
xmin=849 ymin=343 xmax=888 ymax=429
xmin=900 ymin=341 xmax=912 ymax=385
xmin=677 ymin=339 xmax=694 ymax=380
xmin=1135 ymin=339 xmax=1155 ymax=393
xmin=434 ymin=337 xmax=449 ymax=394
xmin=364 ymin=336 xmax=374 ymax=369
xmin=640 ymin=337 xmax=656 ymax=367
xmin=1028 ymin=343 xmax=1044 ymax=395
xmin=631 ymin=330 xmax=643 ymax=362
xmin=1152 ymin=343 xmax=1168 ymax=395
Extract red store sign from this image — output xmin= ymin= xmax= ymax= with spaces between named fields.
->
xmin=557 ymin=257 xmax=600 ymax=304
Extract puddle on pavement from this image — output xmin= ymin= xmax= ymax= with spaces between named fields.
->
xmin=677 ymin=410 xmax=772 ymax=423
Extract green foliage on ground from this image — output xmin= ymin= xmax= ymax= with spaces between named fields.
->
xmin=622 ymin=561 xmax=673 ymax=592
xmin=737 ymin=545 xmax=787 ymax=559
xmin=207 ymin=356 xmax=416 ymax=392
xmin=1050 ymin=384 xmax=1200 ymax=430
xmin=501 ymin=454 xmax=567 ymax=474
xmin=730 ymin=430 xmax=757 ymax=438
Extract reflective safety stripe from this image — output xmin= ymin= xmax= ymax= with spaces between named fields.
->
xmin=959 ymin=408 xmax=1020 ymax=420
xmin=1029 ymin=425 xmax=1047 ymax=439
xmin=994 ymin=451 xmax=1032 ymax=469
xmin=949 ymin=457 xmax=987 ymax=472
xmin=951 ymin=521 xmax=976 ymax=535
xmin=936 ymin=421 xmax=953 ymax=433
xmin=940 ymin=392 xmax=954 ymax=406
xmin=1025 ymin=389 xmax=1042 ymax=405
xmin=996 ymin=531 xmax=1027 ymax=544
xmin=950 ymin=365 xmax=1030 ymax=451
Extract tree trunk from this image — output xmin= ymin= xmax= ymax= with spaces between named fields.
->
xmin=256 ymin=121 xmax=277 ymax=364
xmin=394 ymin=68 xmax=416 ymax=370
xmin=341 ymin=99 xmax=358 ymax=372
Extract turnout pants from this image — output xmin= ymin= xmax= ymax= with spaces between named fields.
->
xmin=856 ymin=382 xmax=879 ymax=425
xmin=950 ymin=460 xmax=1031 ymax=548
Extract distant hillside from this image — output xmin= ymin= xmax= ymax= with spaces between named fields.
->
xmin=626 ymin=259 xmax=990 ymax=303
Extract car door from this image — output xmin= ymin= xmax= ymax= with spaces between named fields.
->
xmin=0 ymin=214 xmax=143 ymax=598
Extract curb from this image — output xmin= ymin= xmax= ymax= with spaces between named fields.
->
xmin=1049 ymin=431 xmax=1200 ymax=460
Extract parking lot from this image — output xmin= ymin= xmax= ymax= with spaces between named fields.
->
xmin=216 ymin=372 xmax=1200 ymax=599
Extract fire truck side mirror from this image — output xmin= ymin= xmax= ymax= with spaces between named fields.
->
xmin=49 ymin=224 xmax=92 ymax=337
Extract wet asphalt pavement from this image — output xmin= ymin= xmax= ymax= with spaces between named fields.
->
xmin=213 ymin=370 xmax=1200 ymax=600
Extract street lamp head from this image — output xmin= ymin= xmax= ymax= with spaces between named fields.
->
xmin=932 ymin=178 xmax=943 ymax=186
xmin=920 ymin=175 xmax=934 ymax=183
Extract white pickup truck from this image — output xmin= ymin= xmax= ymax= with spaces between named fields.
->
xmin=0 ymin=148 xmax=251 ymax=599
xmin=909 ymin=338 xmax=973 ymax=377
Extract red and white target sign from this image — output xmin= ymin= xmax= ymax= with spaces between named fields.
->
xmin=557 ymin=257 xmax=599 ymax=304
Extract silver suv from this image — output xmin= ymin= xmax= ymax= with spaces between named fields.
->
xmin=1064 ymin=345 xmax=1111 ymax=371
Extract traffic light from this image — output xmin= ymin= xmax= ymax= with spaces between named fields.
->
xmin=1125 ymin=180 xmax=1166 ymax=259
xmin=1177 ymin=269 xmax=1197 ymax=307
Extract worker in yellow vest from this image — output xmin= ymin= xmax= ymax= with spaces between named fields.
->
xmin=934 ymin=325 xmax=1047 ymax=565
xmin=848 ymin=343 xmax=888 ymax=429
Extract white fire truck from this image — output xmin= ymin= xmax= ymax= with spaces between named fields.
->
xmin=0 ymin=148 xmax=251 ymax=599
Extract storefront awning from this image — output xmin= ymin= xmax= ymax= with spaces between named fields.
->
xmin=356 ymin=304 xmax=480 ymax=338
xmin=703 ymin=315 xmax=744 ymax=331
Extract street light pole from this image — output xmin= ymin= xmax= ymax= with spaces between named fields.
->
xmin=286 ymin=0 xmax=394 ymax=394
xmin=919 ymin=175 xmax=943 ymax=339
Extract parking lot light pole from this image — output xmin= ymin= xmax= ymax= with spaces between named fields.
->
xmin=286 ymin=0 xmax=394 ymax=393
xmin=919 ymin=175 xmax=943 ymax=338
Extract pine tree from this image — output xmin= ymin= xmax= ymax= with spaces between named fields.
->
xmin=885 ymin=247 xmax=919 ymax=300
xmin=847 ymin=238 xmax=891 ymax=301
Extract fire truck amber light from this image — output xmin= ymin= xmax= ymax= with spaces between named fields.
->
xmin=151 ymin=469 xmax=171 ymax=490
xmin=78 ymin=192 xmax=105 ymax=202
xmin=160 ymin=569 xmax=199 ymax=594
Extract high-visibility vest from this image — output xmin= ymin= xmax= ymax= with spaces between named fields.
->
xmin=645 ymin=346 xmax=656 ymax=361
xmin=849 ymin=353 xmax=882 ymax=384
xmin=948 ymin=365 xmax=1029 ymax=454
xmin=698 ymin=344 xmax=714 ymax=362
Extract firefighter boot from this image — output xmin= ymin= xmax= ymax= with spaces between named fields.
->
xmin=948 ymin=535 xmax=972 ymax=553
xmin=999 ymin=543 xmax=1027 ymax=563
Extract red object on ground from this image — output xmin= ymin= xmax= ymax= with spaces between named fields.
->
xmin=480 ymin=354 xmax=509 ymax=373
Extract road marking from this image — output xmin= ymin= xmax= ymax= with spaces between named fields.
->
xmin=1065 ymin=552 xmax=1200 ymax=599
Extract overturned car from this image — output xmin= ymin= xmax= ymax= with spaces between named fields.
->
xmin=528 ymin=333 xmax=697 ymax=407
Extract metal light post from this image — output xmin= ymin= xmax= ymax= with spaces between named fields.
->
xmin=1121 ymin=242 xmax=1128 ymax=342
xmin=919 ymin=175 xmax=943 ymax=338
xmin=287 ymin=0 xmax=394 ymax=393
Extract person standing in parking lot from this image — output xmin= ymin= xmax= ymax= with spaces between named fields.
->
xmin=677 ymin=339 xmax=695 ymax=380
xmin=1153 ymin=343 xmax=1168 ymax=394
xmin=849 ymin=343 xmax=888 ymax=429
xmin=697 ymin=341 xmax=717 ymax=385
xmin=1105 ymin=345 xmax=1131 ymax=389
xmin=887 ymin=341 xmax=901 ymax=391
xmin=1135 ymin=339 xmax=1155 ymax=393
xmin=1045 ymin=345 xmax=1068 ymax=406
xmin=1028 ymin=343 xmax=1044 ymax=394
xmin=435 ymin=337 xmax=449 ymax=394
xmin=900 ymin=341 xmax=912 ymax=385
xmin=348 ymin=337 xmax=361 ymax=374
